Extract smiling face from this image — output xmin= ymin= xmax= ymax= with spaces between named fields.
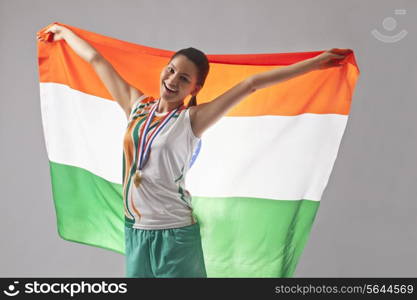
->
xmin=159 ymin=54 xmax=201 ymax=104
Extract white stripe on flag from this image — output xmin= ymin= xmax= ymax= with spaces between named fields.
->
xmin=40 ymin=82 xmax=348 ymax=201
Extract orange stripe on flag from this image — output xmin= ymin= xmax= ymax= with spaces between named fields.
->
xmin=37 ymin=22 xmax=360 ymax=117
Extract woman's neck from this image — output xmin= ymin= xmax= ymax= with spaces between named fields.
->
xmin=157 ymin=98 xmax=184 ymax=113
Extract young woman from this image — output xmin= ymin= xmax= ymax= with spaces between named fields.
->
xmin=37 ymin=23 xmax=351 ymax=278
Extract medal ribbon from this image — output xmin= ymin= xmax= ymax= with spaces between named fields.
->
xmin=135 ymin=98 xmax=186 ymax=172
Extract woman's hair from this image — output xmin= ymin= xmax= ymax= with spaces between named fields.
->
xmin=168 ymin=47 xmax=210 ymax=108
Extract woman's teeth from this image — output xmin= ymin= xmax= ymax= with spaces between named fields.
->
xmin=164 ymin=82 xmax=177 ymax=93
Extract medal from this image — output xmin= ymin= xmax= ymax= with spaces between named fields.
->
xmin=132 ymin=98 xmax=186 ymax=187
xmin=133 ymin=170 xmax=142 ymax=187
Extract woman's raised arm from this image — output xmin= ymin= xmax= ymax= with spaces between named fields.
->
xmin=189 ymin=48 xmax=352 ymax=138
xmin=37 ymin=24 xmax=144 ymax=119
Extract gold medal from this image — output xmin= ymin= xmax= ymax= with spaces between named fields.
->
xmin=133 ymin=170 xmax=142 ymax=187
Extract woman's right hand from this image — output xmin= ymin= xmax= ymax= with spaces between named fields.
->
xmin=37 ymin=23 xmax=67 ymax=43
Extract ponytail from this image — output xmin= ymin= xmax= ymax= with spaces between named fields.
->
xmin=187 ymin=95 xmax=197 ymax=108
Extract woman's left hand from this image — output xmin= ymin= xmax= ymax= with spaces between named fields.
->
xmin=313 ymin=48 xmax=352 ymax=70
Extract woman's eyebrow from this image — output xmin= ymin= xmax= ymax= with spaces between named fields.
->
xmin=169 ymin=63 xmax=191 ymax=78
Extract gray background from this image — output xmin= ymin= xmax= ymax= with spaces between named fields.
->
xmin=0 ymin=0 xmax=416 ymax=277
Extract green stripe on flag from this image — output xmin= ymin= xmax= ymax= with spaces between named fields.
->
xmin=49 ymin=161 xmax=319 ymax=277
xmin=191 ymin=196 xmax=320 ymax=277
xmin=49 ymin=161 xmax=125 ymax=254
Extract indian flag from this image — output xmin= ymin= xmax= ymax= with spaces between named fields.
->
xmin=37 ymin=22 xmax=360 ymax=277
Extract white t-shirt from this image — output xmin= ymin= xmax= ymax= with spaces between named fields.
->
xmin=122 ymin=94 xmax=201 ymax=229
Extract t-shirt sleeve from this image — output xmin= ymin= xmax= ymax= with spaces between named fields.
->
xmin=184 ymin=108 xmax=202 ymax=170
xmin=128 ymin=94 xmax=149 ymax=120
xmin=133 ymin=94 xmax=149 ymax=110
xmin=184 ymin=107 xmax=201 ymax=141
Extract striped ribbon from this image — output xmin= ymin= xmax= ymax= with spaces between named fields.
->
xmin=136 ymin=98 xmax=186 ymax=172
